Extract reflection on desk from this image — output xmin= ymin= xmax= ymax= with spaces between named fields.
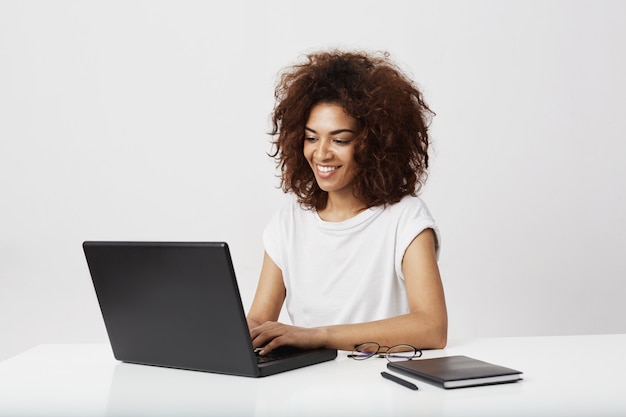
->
xmin=0 ymin=335 xmax=625 ymax=416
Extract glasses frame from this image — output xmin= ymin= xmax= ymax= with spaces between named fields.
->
xmin=348 ymin=342 xmax=422 ymax=362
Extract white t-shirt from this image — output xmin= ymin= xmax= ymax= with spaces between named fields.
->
xmin=262 ymin=195 xmax=440 ymax=327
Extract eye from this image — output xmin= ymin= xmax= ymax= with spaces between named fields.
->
xmin=304 ymin=136 xmax=318 ymax=143
xmin=333 ymin=138 xmax=352 ymax=145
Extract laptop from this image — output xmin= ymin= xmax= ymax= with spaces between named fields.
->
xmin=83 ymin=241 xmax=337 ymax=377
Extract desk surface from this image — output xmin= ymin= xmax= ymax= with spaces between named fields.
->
xmin=1 ymin=334 xmax=625 ymax=417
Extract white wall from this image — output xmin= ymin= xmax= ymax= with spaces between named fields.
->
xmin=1 ymin=0 xmax=625 ymax=361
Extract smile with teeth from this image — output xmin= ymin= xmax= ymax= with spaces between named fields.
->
xmin=317 ymin=165 xmax=340 ymax=173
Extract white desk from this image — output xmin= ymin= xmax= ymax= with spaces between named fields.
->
xmin=0 ymin=335 xmax=624 ymax=416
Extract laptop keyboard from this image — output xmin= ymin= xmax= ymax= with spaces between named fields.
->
xmin=255 ymin=346 xmax=304 ymax=364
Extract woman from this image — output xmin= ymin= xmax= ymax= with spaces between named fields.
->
xmin=247 ymin=49 xmax=447 ymax=354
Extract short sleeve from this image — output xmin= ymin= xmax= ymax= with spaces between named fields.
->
xmin=262 ymin=209 xmax=283 ymax=270
xmin=394 ymin=197 xmax=441 ymax=280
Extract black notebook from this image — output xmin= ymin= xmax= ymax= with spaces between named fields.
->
xmin=387 ymin=355 xmax=522 ymax=389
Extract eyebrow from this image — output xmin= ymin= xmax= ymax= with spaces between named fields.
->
xmin=305 ymin=127 xmax=355 ymax=135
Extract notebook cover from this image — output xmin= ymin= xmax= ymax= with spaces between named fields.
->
xmin=387 ymin=355 xmax=522 ymax=389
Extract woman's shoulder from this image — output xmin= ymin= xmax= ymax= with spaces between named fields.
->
xmin=378 ymin=195 xmax=440 ymax=256
xmin=268 ymin=198 xmax=315 ymax=226
xmin=386 ymin=194 xmax=433 ymax=216
xmin=274 ymin=198 xmax=310 ymax=216
xmin=381 ymin=195 xmax=437 ymax=233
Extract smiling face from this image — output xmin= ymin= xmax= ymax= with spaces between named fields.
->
xmin=303 ymin=102 xmax=360 ymax=198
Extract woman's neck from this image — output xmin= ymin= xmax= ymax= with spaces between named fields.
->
xmin=317 ymin=193 xmax=368 ymax=222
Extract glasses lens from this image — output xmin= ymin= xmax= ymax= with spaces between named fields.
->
xmin=386 ymin=345 xmax=420 ymax=362
xmin=350 ymin=342 xmax=380 ymax=360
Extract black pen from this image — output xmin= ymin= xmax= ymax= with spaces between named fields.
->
xmin=381 ymin=371 xmax=418 ymax=390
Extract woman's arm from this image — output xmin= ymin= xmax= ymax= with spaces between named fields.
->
xmin=321 ymin=227 xmax=448 ymax=350
xmin=246 ymin=251 xmax=286 ymax=330
xmin=249 ymin=228 xmax=448 ymax=353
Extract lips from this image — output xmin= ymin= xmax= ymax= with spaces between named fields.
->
xmin=317 ymin=165 xmax=340 ymax=173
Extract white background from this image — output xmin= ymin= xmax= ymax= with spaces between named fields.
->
xmin=1 ymin=0 xmax=625 ymax=362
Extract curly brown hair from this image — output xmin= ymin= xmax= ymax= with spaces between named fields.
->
xmin=269 ymin=49 xmax=434 ymax=210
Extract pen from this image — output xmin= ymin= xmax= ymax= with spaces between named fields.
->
xmin=381 ymin=371 xmax=418 ymax=390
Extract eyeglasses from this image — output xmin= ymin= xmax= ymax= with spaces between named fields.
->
xmin=348 ymin=342 xmax=422 ymax=362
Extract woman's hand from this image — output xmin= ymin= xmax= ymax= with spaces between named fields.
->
xmin=249 ymin=321 xmax=327 ymax=355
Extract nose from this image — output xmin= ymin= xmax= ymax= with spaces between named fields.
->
xmin=314 ymin=138 xmax=332 ymax=160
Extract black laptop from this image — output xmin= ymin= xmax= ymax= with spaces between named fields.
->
xmin=83 ymin=241 xmax=337 ymax=377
